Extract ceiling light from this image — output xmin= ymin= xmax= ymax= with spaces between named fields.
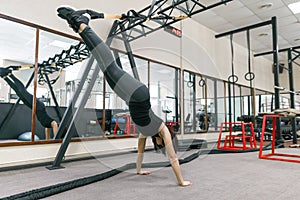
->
xmin=259 ymin=3 xmax=273 ymax=10
xmin=288 ymin=1 xmax=300 ymax=14
xmin=258 ymin=33 xmax=268 ymax=37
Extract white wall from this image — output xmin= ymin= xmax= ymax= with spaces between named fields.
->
xmin=181 ymin=18 xmax=275 ymax=92
xmin=0 ymin=138 xmax=152 ymax=167
xmin=0 ymin=0 xmax=276 ymax=91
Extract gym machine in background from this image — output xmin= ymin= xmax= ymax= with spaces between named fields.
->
xmin=255 ymin=45 xmax=300 ymax=144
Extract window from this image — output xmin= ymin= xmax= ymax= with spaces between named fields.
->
xmin=150 ymin=62 xmax=179 ymax=131
xmin=0 ymin=15 xmax=81 ymax=142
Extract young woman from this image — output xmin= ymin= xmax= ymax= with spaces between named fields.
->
xmin=0 ymin=69 xmax=58 ymax=139
xmin=57 ymin=6 xmax=191 ymax=186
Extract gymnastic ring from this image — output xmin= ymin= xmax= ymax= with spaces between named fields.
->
xmin=244 ymin=72 xmax=255 ymax=81
xmin=187 ymin=81 xmax=194 ymax=87
xmin=228 ymin=74 xmax=238 ymax=83
xmin=199 ymin=79 xmax=206 ymax=87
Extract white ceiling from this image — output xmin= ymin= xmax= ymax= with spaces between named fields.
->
xmin=193 ymin=0 xmax=300 ymax=61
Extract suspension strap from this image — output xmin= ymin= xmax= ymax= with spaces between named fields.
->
xmin=228 ymin=34 xmax=238 ymax=83
xmin=244 ymin=29 xmax=255 ymax=82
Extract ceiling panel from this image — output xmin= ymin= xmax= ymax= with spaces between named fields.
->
xmin=278 ymin=15 xmax=298 ymax=26
xmin=283 ymin=0 xmax=300 ymax=5
xmin=255 ymin=7 xmax=293 ymax=19
xmin=230 ymin=15 xmax=261 ymax=27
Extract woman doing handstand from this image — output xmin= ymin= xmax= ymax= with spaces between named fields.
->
xmin=57 ymin=6 xmax=191 ymax=186
xmin=0 ymin=69 xmax=58 ymax=139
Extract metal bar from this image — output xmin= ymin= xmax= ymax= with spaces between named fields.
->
xmin=50 ymin=22 xmax=120 ymax=168
xmin=192 ymin=73 xmax=196 ymax=131
xmin=106 ymin=21 xmax=121 ymax=46
xmin=270 ymin=17 xmax=282 ymax=143
xmin=39 ymin=42 xmax=88 ymax=75
xmin=288 ymin=49 xmax=297 ymax=144
xmin=271 ymin=94 xmax=274 ymax=111
xmin=148 ymin=0 xmax=168 ymax=16
xmin=254 ymin=45 xmax=300 ymax=57
xmin=292 ymin=49 xmax=300 ymax=55
xmin=191 ymin=0 xmax=206 ymax=9
xmin=31 ymin=28 xmax=40 ymax=141
xmin=115 ymin=0 xmax=232 ymax=42
xmin=291 ymin=53 xmax=300 ymax=62
xmin=272 ymin=117 xmax=277 ymax=154
xmin=101 ymin=78 xmax=106 ymax=135
xmin=288 ymin=49 xmax=295 ymax=109
xmin=127 ymin=0 xmax=231 ymax=42
xmin=43 ymin=73 xmax=63 ymax=120
xmin=119 ymin=23 xmax=140 ymax=81
xmin=188 ymin=0 xmax=233 ymax=15
xmin=292 ymin=60 xmax=300 ymax=67
xmin=175 ymin=69 xmax=179 ymax=125
xmin=228 ymin=83 xmax=232 ymax=123
xmin=204 ymin=78 xmax=208 ymax=131
xmin=272 ymin=16 xmax=280 ymax=111
xmin=49 ymin=61 xmax=100 ymax=169
xmin=254 ymin=51 xmax=274 ymax=57
xmin=258 ymin=94 xmax=261 ymax=113
xmin=54 ymin=57 xmax=94 ymax=139
xmin=113 ymin=50 xmax=123 ymax=69
xmin=140 ymin=0 xmax=166 ymax=14
xmin=158 ymin=0 xmax=190 ymax=15
xmin=247 ymin=95 xmax=251 ymax=116
xmin=215 ymin=19 xmax=272 ymax=39
xmin=214 ymin=79 xmax=218 ymax=131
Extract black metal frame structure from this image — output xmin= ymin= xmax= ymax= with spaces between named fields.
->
xmin=44 ymin=0 xmax=233 ymax=169
xmin=0 ymin=42 xmax=90 ymax=133
xmin=111 ymin=0 xmax=232 ymax=42
xmin=254 ymin=45 xmax=300 ymax=144
xmin=215 ymin=16 xmax=281 ymax=141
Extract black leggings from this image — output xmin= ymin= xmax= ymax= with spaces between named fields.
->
xmin=4 ymin=75 xmax=54 ymax=128
xmin=80 ymin=26 xmax=163 ymax=136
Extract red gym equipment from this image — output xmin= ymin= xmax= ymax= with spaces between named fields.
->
xmin=113 ymin=113 xmax=136 ymax=136
xmin=259 ymin=114 xmax=300 ymax=163
xmin=218 ymin=122 xmax=257 ymax=150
